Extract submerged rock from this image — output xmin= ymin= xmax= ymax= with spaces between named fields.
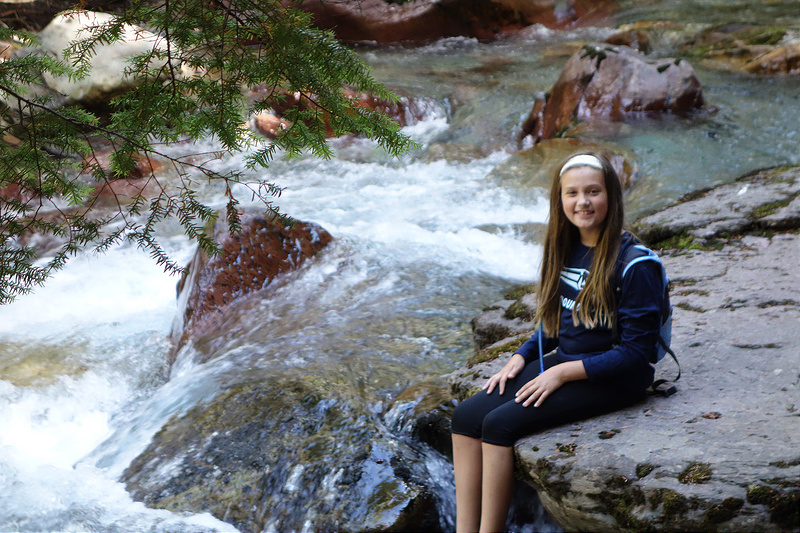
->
xmin=122 ymin=375 xmax=443 ymax=532
xmin=491 ymin=138 xmax=639 ymax=190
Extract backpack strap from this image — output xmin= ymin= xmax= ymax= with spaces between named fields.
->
xmin=537 ymin=324 xmax=545 ymax=376
xmin=651 ymin=341 xmax=681 ymax=397
xmin=612 ymin=244 xmax=653 ymax=342
xmin=621 ymin=245 xmax=659 ymax=278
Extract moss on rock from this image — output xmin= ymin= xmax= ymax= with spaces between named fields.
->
xmin=678 ymin=461 xmax=713 ymax=484
xmin=467 ymin=337 xmax=527 ymax=367
xmin=635 ymin=463 xmax=656 ymax=479
xmin=704 ymin=497 xmax=744 ymax=524
xmin=747 ymin=484 xmax=800 ymax=528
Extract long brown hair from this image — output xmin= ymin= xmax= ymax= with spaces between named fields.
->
xmin=534 ymin=151 xmax=625 ymax=337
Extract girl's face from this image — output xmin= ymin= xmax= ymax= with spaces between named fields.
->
xmin=560 ymin=165 xmax=608 ymax=246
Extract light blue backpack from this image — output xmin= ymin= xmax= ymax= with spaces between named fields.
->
xmin=618 ymin=244 xmax=680 ymax=396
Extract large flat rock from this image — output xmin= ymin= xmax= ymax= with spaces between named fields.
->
xmin=634 ymin=166 xmax=800 ymax=243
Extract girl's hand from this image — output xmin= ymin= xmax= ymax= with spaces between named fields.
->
xmin=515 ymin=361 xmax=587 ymax=407
xmin=482 ymin=353 xmax=525 ymax=396
xmin=514 ymin=366 xmax=564 ymax=407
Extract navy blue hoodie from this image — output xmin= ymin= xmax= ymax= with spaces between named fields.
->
xmin=516 ymin=232 xmax=658 ymax=392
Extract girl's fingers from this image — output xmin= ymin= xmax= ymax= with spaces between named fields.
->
xmin=515 ymin=380 xmax=537 ymax=404
xmin=484 ymin=374 xmax=503 ymax=395
xmin=533 ymin=390 xmax=550 ymax=407
xmin=523 ymin=387 xmax=542 ymax=407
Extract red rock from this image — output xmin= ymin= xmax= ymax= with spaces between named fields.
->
xmin=518 ymin=95 xmax=547 ymax=145
xmin=89 ymin=177 xmax=160 ymax=207
xmin=170 ymin=212 xmax=333 ymax=364
xmin=82 ymin=149 xmax=163 ymax=180
xmin=260 ymin=87 xmax=422 ymax=138
xmin=522 ymin=44 xmax=704 ymax=145
xmin=606 ymin=29 xmax=651 ymax=54
xmin=291 ymin=0 xmax=616 ymax=44
xmin=0 ymin=40 xmax=17 ymax=60
xmin=0 ymin=182 xmax=35 ymax=203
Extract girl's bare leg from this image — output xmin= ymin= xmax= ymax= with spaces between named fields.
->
xmin=479 ymin=442 xmax=515 ymax=533
xmin=453 ymin=433 xmax=483 ymax=532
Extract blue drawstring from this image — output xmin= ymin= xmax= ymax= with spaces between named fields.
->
xmin=537 ymin=324 xmax=545 ymax=375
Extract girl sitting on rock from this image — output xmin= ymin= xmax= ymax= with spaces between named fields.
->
xmin=450 ymin=152 xmax=662 ymax=532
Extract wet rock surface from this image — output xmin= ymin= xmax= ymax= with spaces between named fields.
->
xmin=292 ymin=0 xmax=617 ymax=44
xmin=169 ymin=211 xmax=333 ymax=367
xmin=447 ymin=165 xmax=800 ymax=532
xmin=129 ymin=207 xmax=456 ymax=533
xmin=122 ymin=375 xmax=444 ymax=533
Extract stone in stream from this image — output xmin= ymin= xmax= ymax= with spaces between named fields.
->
xmin=488 ymin=137 xmax=639 ymax=191
xmin=519 ymin=43 xmax=705 ymax=145
xmin=168 ymin=210 xmax=333 ymax=368
xmin=291 ymin=0 xmax=617 ymax=44
xmin=6 ymin=11 xmax=174 ymax=107
xmin=127 ymin=207 xmax=449 ymax=532
xmin=122 ymin=375 xmax=444 ymax=533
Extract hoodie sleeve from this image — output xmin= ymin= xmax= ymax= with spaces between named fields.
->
xmin=581 ymin=259 xmax=662 ymax=380
xmin=515 ymin=328 xmax=559 ymax=366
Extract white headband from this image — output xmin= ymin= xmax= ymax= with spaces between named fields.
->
xmin=559 ymin=154 xmax=604 ymax=177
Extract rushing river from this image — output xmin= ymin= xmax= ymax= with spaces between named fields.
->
xmin=1 ymin=2 xmax=799 ymax=531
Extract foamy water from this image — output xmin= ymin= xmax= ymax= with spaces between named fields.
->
xmin=0 ymin=243 xmax=242 ymax=531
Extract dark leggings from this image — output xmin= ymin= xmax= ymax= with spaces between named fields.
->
xmin=451 ymin=353 xmax=646 ymax=447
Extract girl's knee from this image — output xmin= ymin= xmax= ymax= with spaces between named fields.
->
xmin=480 ymin=409 xmax=517 ymax=447
xmin=451 ymin=398 xmax=481 ymax=439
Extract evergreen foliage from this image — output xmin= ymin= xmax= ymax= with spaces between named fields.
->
xmin=0 ymin=0 xmax=416 ymax=304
